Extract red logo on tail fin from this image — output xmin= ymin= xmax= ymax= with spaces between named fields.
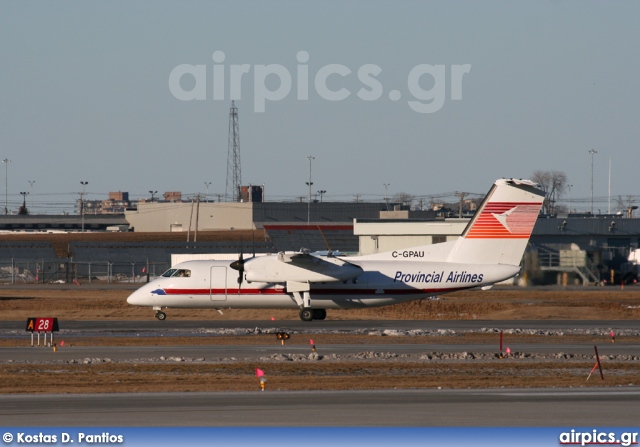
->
xmin=467 ymin=203 xmax=541 ymax=239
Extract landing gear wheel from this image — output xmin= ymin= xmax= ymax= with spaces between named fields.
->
xmin=312 ymin=309 xmax=327 ymax=320
xmin=155 ymin=311 xmax=167 ymax=321
xmin=299 ymin=308 xmax=314 ymax=322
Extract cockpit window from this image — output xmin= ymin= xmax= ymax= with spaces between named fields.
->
xmin=160 ymin=269 xmax=191 ymax=278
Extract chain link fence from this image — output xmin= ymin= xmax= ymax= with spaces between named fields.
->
xmin=0 ymin=259 xmax=171 ymax=284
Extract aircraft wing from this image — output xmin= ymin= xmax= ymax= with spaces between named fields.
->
xmin=243 ymin=251 xmax=362 ymax=283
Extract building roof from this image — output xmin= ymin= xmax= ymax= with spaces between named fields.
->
xmin=263 ymin=224 xmax=358 ymax=253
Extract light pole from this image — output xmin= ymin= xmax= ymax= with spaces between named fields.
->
xmin=306 ymin=155 xmax=314 ymax=224
xmin=149 ymin=190 xmax=157 ymax=202
xmin=317 ymin=190 xmax=326 ymax=203
xmin=80 ymin=181 xmax=88 ymax=232
xmin=204 ymin=182 xmax=211 ymax=202
xmin=3 ymin=159 xmax=10 ymax=215
xmin=589 ymin=149 xmax=597 ymax=214
xmin=383 ymin=183 xmax=390 ymax=211
xmin=28 ymin=180 xmax=35 ymax=213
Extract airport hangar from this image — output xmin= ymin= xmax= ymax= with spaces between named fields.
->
xmin=1 ymin=202 xmax=640 ymax=286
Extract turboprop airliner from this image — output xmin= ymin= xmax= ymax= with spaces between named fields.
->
xmin=127 ymin=178 xmax=545 ymax=321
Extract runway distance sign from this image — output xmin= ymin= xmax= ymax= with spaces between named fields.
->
xmin=25 ymin=317 xmax=59 ymax=333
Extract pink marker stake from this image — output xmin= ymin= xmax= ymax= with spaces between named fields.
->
xmin=587 ymin=362 xmax=598 ymax=381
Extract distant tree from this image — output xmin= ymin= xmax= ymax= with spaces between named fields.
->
xmin=615 ymin=195 xmax=637 ymax=216
xmin=392 ymin=192 xmax=414 ymax=208
xmin=531 ymin=170 xmax=567 ymax=215
xmin=615 ymin=195 xmax=626 ymax=213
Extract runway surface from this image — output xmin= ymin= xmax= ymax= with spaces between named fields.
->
xmin=3 ymin=319 xmax=638 ymax=361
xmin=1 ymin=388 xmax=639 ymax=426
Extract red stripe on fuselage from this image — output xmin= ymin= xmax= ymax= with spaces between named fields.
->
xmin=159 ymin=287 xmax=468 ymax=296
xmin=163 ymin=288 xmax=287 ymax=295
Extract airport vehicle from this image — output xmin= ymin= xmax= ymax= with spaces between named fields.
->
xmin=127 ymin=178 xmax=545 ymax=321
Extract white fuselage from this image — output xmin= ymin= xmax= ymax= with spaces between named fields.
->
xmin=126 ymin=257 xmax=520 ymax=310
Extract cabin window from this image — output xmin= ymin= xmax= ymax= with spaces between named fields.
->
xmin=161 ymin=269 xmax=191 ymax=278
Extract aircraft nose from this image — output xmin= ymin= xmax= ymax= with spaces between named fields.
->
xmin=127 ymin=291 xmax=144 ymax=305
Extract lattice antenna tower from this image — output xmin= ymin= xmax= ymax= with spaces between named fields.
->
xmin=226 ymin=101 xmax=241 ymax=201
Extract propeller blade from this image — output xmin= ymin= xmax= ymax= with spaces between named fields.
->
xmin=230 ymin=252 xmax=244 ymax=288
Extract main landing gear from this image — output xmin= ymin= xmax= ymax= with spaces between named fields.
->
xmin=289 ymin=286 xmax=326 ymax=321
xmin=299 ymin=308 xmax=326 ymax=322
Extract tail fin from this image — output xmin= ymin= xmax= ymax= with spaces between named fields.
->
xmin=446 ymin=179 xmax=545 ymax=266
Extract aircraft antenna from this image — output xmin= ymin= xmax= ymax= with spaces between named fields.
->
xmin=226 ymin=101 xmax=242 ymax=202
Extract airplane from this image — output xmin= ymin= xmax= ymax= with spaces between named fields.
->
xmin=127 ymin=178 xmax=545 ymax=321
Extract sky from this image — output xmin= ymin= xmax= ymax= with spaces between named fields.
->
xmin=1 ymin=1 xmax=639 ymax=214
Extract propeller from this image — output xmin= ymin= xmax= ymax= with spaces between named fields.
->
xmin=230 ymin=234 xmax=257 ymax=289
xmin=230 ymin=251 xmax=245 ymax=286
